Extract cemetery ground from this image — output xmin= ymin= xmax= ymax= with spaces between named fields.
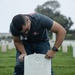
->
xmin=0 ymin=46 xmax=75 ymax=75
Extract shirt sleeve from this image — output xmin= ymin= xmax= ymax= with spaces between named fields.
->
xmin=38 ymin=13 xmax=53 ymax=30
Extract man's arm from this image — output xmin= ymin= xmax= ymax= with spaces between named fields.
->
xmin=13 ymin=36 xmax=27 ymax=61
xmin=45 ymin=21 xmax=66 ymax=59
xmin=51 ymin=21 xmax=66 ymax=48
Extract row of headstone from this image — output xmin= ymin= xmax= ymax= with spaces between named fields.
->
xmin=0 ymin=40 xmax=15 ymax=52
xmin=50 ymin=33 xmax=75 ymax=58
xmin=1 ymin=39 xmax=75 ymax=57
xmin=0 ymin=33 xmax=75 ymax=58
xmin=62 ymin=41 xmax=75 ymax=58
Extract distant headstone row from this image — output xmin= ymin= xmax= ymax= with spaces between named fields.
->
xmin=0 ymin=40 xmax=15 ymax=52
xmin=50 ymin=33 xmax=75 ymax=58
xmin=0 ymin=33 xmax=75 ymax=58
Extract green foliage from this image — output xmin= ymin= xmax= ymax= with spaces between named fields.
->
xmin=65 ymin=30 xmax=75 ymax=40
xmin=43 ymin=0 xmax=60 ymax=12
xmin=35 ymin=0 xmax=73 ymax=31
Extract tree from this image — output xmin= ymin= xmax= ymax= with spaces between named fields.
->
xmin=43 ymin=0 xmax=60 ymax=12
xmin=35 ymin=0 xmax=73 ymax=31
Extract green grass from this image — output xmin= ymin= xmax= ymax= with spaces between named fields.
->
xmin=0 ymin=46 xmax=75 ymax=75
xmin=0 ymin=47 xmax=16 ymax=75
xmin=52 ymin=46 xmax=75 ymax=75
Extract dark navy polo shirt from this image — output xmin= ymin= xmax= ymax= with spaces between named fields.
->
xmin=10 ymin=13 xmax=53 ymax=42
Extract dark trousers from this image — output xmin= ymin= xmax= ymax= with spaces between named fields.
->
xmin=14 ymin=40 xmax=54 ymax=75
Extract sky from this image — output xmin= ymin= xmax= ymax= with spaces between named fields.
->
xmin=0 ymin=0 xmax=75 ymax=33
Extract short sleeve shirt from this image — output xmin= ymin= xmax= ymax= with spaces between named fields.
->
xmin=10 ymin=13 xmax=53 ymax=42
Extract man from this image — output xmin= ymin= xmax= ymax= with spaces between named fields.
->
xmin=10 ymin=13 xmax=66 ymax=75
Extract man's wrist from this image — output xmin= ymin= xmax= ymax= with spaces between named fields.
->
xmin=52 ymin=46 xmax=58 ymax=52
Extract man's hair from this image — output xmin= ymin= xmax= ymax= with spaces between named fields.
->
xmin=12 ymin=14 xmax=25 ymax=31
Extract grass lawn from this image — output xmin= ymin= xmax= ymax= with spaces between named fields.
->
xmin=0 ymin=46 xmax=75 ymax=75
xmin=0 ymin=47 xmax=16 ymax=75
xmin=52 ymin=46 xmax=75 ymax=75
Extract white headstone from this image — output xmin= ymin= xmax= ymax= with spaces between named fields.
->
xmin=24 ymin=54 xmax=51 ymax=75
xmin=8 ymin=43 xmax=13 ymax=50
xmin=62 ymin=43 xmax=68 ymax=53
xmin=1 ymin=40 xmax=7 ymax=52
xmin=7 ymin=40 xmax=15 ymax=50
xmin=72 ymin=46 xmax=75 ymax=57
xmin=0 ymin=42 xmax=1 ymax=47
xmin=50 ymin=40 xmax=54 ymax=48
xmin=52 ymin=33 xmax=56 ymax=42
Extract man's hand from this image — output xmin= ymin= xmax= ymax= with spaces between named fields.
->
xmin=45 ymin=50 xmax=56 ymax=59
xmin=18 ymin=54 xmax=27 ymax=62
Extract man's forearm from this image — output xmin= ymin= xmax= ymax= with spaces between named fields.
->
xmin=14 ymin=42 xmax=26 ymax=54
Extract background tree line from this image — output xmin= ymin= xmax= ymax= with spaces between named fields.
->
xmin=34 ymin=0 xmax=75 ymax=40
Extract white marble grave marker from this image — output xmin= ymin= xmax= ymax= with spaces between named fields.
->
xmin=1 ymin=40 xmax=7 ymax=52
xmin=0 ymin=42 xmax=1 ymax=47
xmin=24 ymin=54 xmax=51 ymax=75
xmin=52 ymin=33 xmax=56 ymax=42
xmin=62 ymin=43 xmax=68 ymax=53
xmin=73 ymin=46 xmax=75 ymax=57
xmin=8 ymin=43 xmax=13 ymax=50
